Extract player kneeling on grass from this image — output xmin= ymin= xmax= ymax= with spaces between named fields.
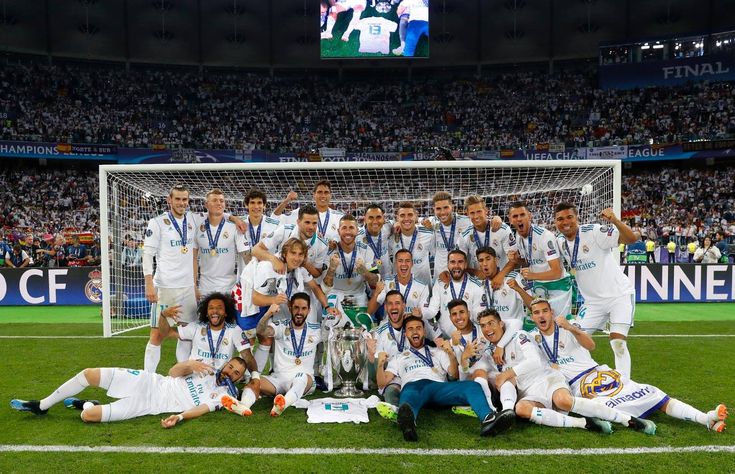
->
xmin=376 ymin=315 xmax=514 ymax=441
xmin=11 ymin=358 xmax=246 ymax=428
xmin=528 ymin=298 xmax=728 ymax=432
xmin=479 ymin=308 xmax=657 ymax=435
xmin=222 ymin=292 xmax=322 ymax=417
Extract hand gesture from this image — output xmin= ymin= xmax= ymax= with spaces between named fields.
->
xmin=366 ymin=337 xmax=377 ymax=357
xmin=490 ymin=215 xmax=503 ymax=232
xmin=490 ymin=273 xmax=504 ymax=290
xmin=374 ymin=280 xmax=385 ymax=295
xmin=162 ymin=304 xmax=183 ymax=322
xmin=271 ymin=258 xmax=286 ymax=274
xmin=188 ymin=360 xmax=215 ymax=376
xmin=462 ymin=339 xmax=479 ymax=360
xmin=599 ymin=208 xmax=618 ymax=223
xmin=325 ymin=305 xmax=340 ymax=318
xmin=377 ymin=351 xmax=388 ymax=364
xmin=273 ymin=293 xmax=288 ymax=305
xmin=438 ymin=270 xmax=450 ymax=285
xmin=411 ymin=307 xmax=422 ymax=318
xmin=329 ymin=253 xmax=341 ymax=271
xmin=507 ymin=250 xmax=520 ymax=266
xmin=520 ymin=267 xmax=531 ymax=280
xmin=506 ymin=278 xmax=521 ymax=291
xmin=145 ymin=281 xmax=158 ymax=303
xmin=555 ymin=315 xmax=572 ymax=331
xmin=450 ymin=330 xmax=462 ymax=346
xmin=286 ymin=191 xmax=298 ymax=203
xmin=356 ymin=258 xmax=367 ymax=275
xmin=421 ymin=218 xmax=433 ymax=229
xmin=160 ymin=414 xmax=181 ymax=429
xmin=492 ymin=345 xmax=505 ymax=366
xmin=267 ymin=303 xmax=281 ymax=315
xmin=440 ymin=339 xmax=454 ymax=356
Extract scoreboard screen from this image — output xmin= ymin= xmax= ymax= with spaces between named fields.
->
xmin=320 ymin=0 xmax=429 ymax=59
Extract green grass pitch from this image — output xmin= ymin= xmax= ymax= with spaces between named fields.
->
xmin=0 ymin=303 xmax=734 ymax=472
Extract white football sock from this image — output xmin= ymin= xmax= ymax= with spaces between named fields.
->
xmin=325 ymin=16 xmax=336 ymax=35
xmin=284 ymin=373 xmax=308 ymax=407
xmin=144 ymin=342 xmax=161 ymax=373
xmin=610 ymin=337 xmax=631 ymax=381
xmin=176 ymin=339 xmax=192 ymax=363
xmin=499 ymin=381 xmax=518 ymax=411
xmin=254 ymin=344 xmax=271 ymax=372
xmin=240 ymin=387 xmax=257 ymax=409
xmin=473 ymin=377 xmax=493 ymax=407
xmin=529 ymin=407 xmax=586 ymax=429
xmin=665 ymin=398 xmax=709 ymax=426
xmin=572 ymin=396 xmax=631 ymax=425
xmin=40 ymin=371 xmax=89 ymax=410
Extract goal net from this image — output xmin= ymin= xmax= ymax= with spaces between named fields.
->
xmin=100 ymin=160 xmax=620 ymax=336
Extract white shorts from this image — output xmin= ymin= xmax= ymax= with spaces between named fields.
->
xmin=99 ymin=368 xmax=180 ymax=422
xmin=518 ymin=370 xmax=568 ymax=409
xmin=577 ymin=293 xmax=635 ymax=333
xmin=458 ymin=358 xmax=492 ymax=381
xmin=150 ymin=287 xmax=198 ymax=327
xmin=571 ymin=365 xmax=669 ymax=418
xmin=262 ymin=371 xmax=316 ymax=396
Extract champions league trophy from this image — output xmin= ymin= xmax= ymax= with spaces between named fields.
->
xmin=329 ymin=325 xmax=366 ymax=397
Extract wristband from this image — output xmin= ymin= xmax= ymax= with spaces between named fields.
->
xmin=251 ymin=371 xmax=260 ymax=380
xmin=176 ymin=413 xmax=184 ymax=422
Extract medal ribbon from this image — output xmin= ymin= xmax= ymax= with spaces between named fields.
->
xmin=400 ymin=229 xmax=418 ymax=253
xmin=366 ymin=231 xmax=383 ymax=260
xmin=439 ymin=217 xmax=457 ymax=251
xmin=484 ymin=279 xmax=494 ymax=308
xmin=317 ymin=210 xmax=330 ymax=238
xmin=460 ymin=326 xmax=479 ymax=366
xmin=450 ymin=274 xmax=468 ymax=301
xmin=398 ymin=277 xmax=413 ymax=303
xmin=338 ymin=245 xmax=357 ymax=279
xmin=168 ymin=212 xmax=188 ymax=247
xmin=285 ymin=272 xmax=295 ymax=299
xmin=473 ymin=226 xmax=490 ymax=249
xmin=388 ymin=325 xmax=406 ymax=352
xmin=289 ymin=322 xmax=308 ymax=360
xmin=540 ymin=324 xmax=560 ymax=364
xmin=215 ymin=369 xmax=240 ymax=399
xmin=205 ymin=218 xmax=225 ymax=255
xmin=409 ymin=345 xmax=434 ymax=368
xmin=248 ymin=219 xmax=262 ymax=246
xmin=207 ymin=326 xmax=226 ymax=361
xmin=563 ymin=231 xmax=580 ymax=269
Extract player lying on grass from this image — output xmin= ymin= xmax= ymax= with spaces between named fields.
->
xmin=11 ymin=358 xmax=247 ymax=428
xmin=479 ymin=308 xmax=657 ymax=435
xmin=221 ymin=292 xmax=322 ymax=417
xmin=527 ymin=297 xmax=728 ymax=432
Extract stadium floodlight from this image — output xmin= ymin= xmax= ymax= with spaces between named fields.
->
xmin=99 ymin=160 xmax=620 ymax=337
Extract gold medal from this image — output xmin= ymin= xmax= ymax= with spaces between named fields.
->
xmin=181 ymin=246 xmax=188 ymax=254
xmin=347 ymin=278 xmax=352 ymax=285
xmin=209 ymin=249 xmax=217 ymax=257
xmin=295 ymin=357 xmax=302 ymax=365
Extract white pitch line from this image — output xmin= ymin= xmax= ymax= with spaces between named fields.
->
xmin=0 ymin=335 xmax=732 ymax=339
xmin=0 ymin=444 xmax=733 ymax=457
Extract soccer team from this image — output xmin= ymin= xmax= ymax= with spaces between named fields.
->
xmin=12 ymin=181 xmax=728 ymax=440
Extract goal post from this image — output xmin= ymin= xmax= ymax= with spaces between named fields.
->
xmin=99 ymin=160 xmax=621 ymax=337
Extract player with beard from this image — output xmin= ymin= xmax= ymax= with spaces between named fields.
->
xmin=479 ymin=308 xmax=656 ymax=435
xmin=367 ymin=249 xmax=431 ymax=321
xmin=507 ymin=201 xmax=573 ymax=320
xmin=157 ymin=292 xmax=257 ymax=374
xmin=528 ymin=299 xmax=728 ymax=432
xmin=359 ymin=203 xmax=394 ymax=279
xmin=426 ymin=250 xmax=485 ymax=340
xmin=222 ymin=293 xmax=323 ymax=417
xmin=476 ymin=247 xmax=528 ymax=325
xmin=12 ymin=358 xmax=247 ymax=427
xmin=554 ymin=202 xmax=637 ymax=379
xmin=273 ymin=181 xmax=343 ymax=244
xmin=323 ymin=214 xmax=379 ymax=328
xmin=377 ymin=315 xmax=514 ymax=441
xmin=390 ymin=201 xmax=434 ymax=284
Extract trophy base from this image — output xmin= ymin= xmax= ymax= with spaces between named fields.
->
xmin=334 ymin=382 xmax=363 ymax=398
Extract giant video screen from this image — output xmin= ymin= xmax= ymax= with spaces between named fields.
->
xmin=320 ymin=0 xmax=429 ymax=58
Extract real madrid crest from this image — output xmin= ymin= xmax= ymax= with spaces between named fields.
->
xmin=582 ymin=244 xmax=589 ymax=253
xmin=402 ymin=351 xmax=410 ymax=356
xmin=417 ymin=244 xmax=423 ymax=250
xmin=308 ymin=336 xmax=314 ymax=344
xmin=223 ymin=338 xmax=229 ymax=346
xmin=223 ymin=231 xmax=229 ymax=239
xmin=534 ymin=334 xmax=542 ymax=343
xmin=412 ymin=291 xmax=418 ymax=299
xmin=389 ymin=281 xmax=396 ymax=290
xmin=200 ymin=327 xmax=207 ymax=336
xmin=532 ymin=244 xmax=537 ymax=251
xmin=492 ymin=239 xmax=498 ymax=247
xmin=200 ymin=224 xmax=205 ymax=232
xmin=285 ymin=327 xmax=290 ymax=337
xmin=163 ymin=218 xmax=171 ymax=225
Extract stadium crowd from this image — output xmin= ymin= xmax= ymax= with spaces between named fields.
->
xmin=1 ymin=63 xmax=734 ymax=152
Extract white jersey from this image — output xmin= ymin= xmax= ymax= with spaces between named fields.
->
xmin=296 ymin=396 xmax=378 ymax=424
xmin=385 ymin=344 xmax=452 ymax=387
xmin=359 ymin=223 xmax=394 ymax=278
xmin=253 ymin=261 xmax=313 ymax=320
xmin=144 ymin=211 xmax=198 ymax=288
xmin=512 ymin=225 xmax=568 ymax=282
xmin=375 ymin=275 xmax=431 ymax=318
xmin=449 ymin=323 xmax=494 ymax=376
xmin=168 ymin=372 xmax=228 ymax=412
xmin=404 ymin=0 xmax=429 ymax=22
xmin=528 ymin=325 xmax=598 ymax=385
xmin=493 ymin=330 xmax=552 ymax=393
xmin=177 ymin=322 xmax=251 ymax=371
xmin=559 ymin=224 xmax=634 ymax=301
xmin=326 ymin=242 xmax=371 ymax=294
xmin=427 ymin=274 xmax=487 ymax=338
xmin=279 ymin=208 xmax=343 ymax=243
xmin=374 ymin=321 xmax=409 ymax=357
xmin=480 ymin=271 xmax=528 ymax=322
xmin=194 ymin=218 xmax=248 ymax=294
xmin=389 ymin=227 xmax=434 ymax=283
xmin=337 ymin=0 xmax=366 ymax=8
xmin=459 ymin=223 xmax=516 ymax=270
xmin=270 ymin=320 xmax=322 ymax=377
xmin=241 ymin=215 xmax=281 ymax=248
xmin=428 ymin=215 xmax=473 ymax=280
xmin=356 ymin=17 xmax=398 ymax=54
xmin=261 ymin=224 xmax=330 ymax=274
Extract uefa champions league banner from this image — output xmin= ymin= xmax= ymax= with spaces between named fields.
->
xmin=600 ymin=54 xmax=735 ymax=90
xmin=0 ymin=267 xmax=102 ymax=306
xmin=622 ymin=264 xmax=735 ymax=303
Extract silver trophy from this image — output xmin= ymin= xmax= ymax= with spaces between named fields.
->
xmin=329 ymin=327 xmax=365 ymax=397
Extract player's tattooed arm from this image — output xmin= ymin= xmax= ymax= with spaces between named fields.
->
xmin=256 ymin=304 xmax=279 ymax=339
